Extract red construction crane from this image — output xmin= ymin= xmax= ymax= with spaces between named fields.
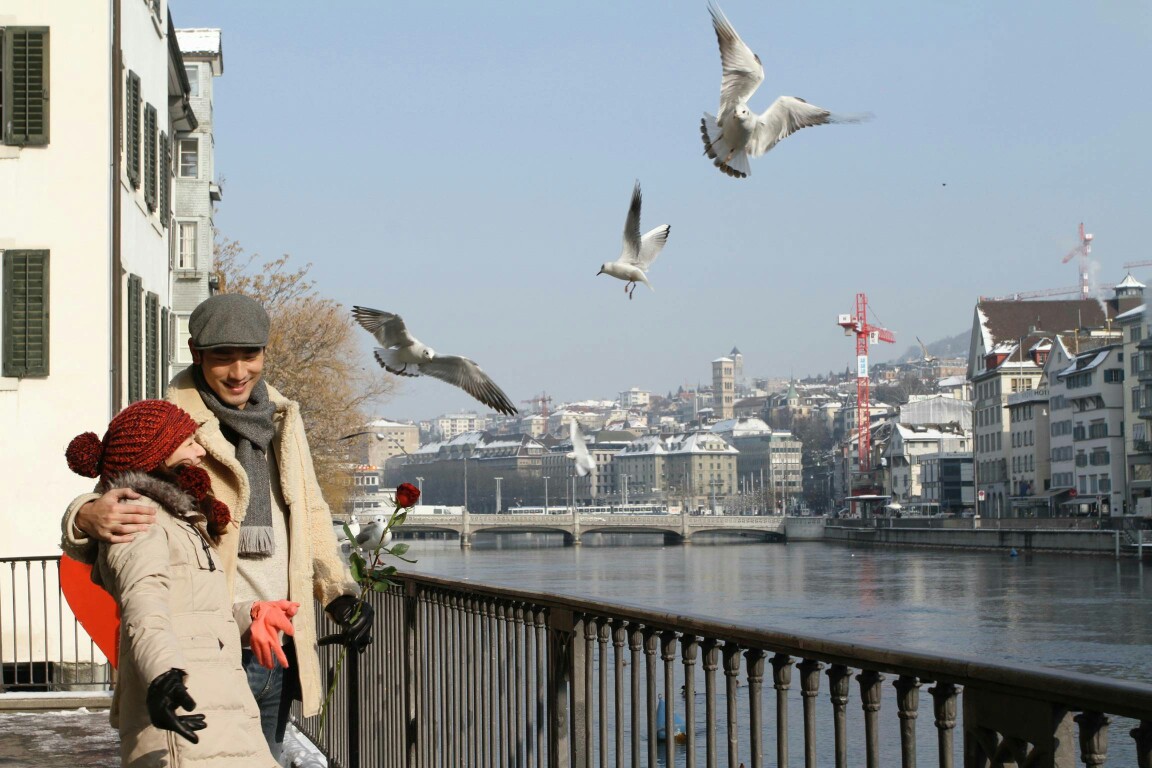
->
xmin=521 ymin=393 xmax=553 ymax=418
xmin=836 ymin=293 xmax=894 ymax=478
xmin=1061 ymin=222 xmax=1093 ymax=299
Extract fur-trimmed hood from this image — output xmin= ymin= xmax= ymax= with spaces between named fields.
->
xmin=100 ymin=470 xmax=205 ymax=525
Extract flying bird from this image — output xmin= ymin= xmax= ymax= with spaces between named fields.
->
xmin=567 ymin=420 xmax=595 ymax=477
xmin=700 ymin=3 xmax=871 ymax=178
xmin=596 ymin=181 xmax=670 ymax=299
xmin=352 ymin=306 xmax=519 ymax=416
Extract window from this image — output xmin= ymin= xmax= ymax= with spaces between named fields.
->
xmin=144 ymin=104 xmax=158 ymax=211
xmin=145 ymin=292 xmax=158 ymax=398
xmin=1104 ymin=369 xmax=1124 ymax=384
xmin=126 ymin=71 xmax=141 ymax=188
xmin=127 ymin=275 xmax=142 ymax=403
xmin=184 ymin=64 xmax=198 ymax=97
xmin=177 ymin=221 xmax=197 ymax=269
xmin=2 ymin=27 xmax=49 ymax=146
xmin=178 ymin=138 xmax=198 ymax=178
xmin=2 ymin=249 xmax=49 ymax=377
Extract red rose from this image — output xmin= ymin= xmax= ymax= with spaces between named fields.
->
xmin=395 ymin=482 xmax=420 ymax=509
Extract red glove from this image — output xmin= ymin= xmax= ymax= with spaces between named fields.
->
xmin=249 ymin=600 xmax=299 ymax=670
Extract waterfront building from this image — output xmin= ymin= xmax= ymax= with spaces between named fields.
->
xmin=170 ymin=28 xmax=223 ymax=376
xmin=914 ymin=453 xmax=974 ymax=515
xmin=967 ymin=298 xmax=1114 ymax=518
xmin=1006 ymin=383 xmax=1052 ymax=516
xmin=343 ymin=418 xmax=420 ymax=468
xmin=881 ymin=423 xmax=968 ymax=512
xmin=1045 ymin=337 xmax=1127 ymax=516
xmin=610 ymin=434 xmax=669 ymax=507
xmin=1 ymin=2 xmax=199 ymax=558
xmin=710 ymin=417 xmax=803 ymax=510
xmin=1114 ymin=286 xmax=1149 ymax=513
xmin=664 ymin=432 xmax=739 ymax=512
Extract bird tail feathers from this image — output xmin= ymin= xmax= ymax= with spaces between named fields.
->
xmin=700 ymin=114 xmax=749 ymax=178
xmin=374 ymin=348 xmax=420 ymax=377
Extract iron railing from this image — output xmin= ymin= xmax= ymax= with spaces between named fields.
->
xmin=0 ymin=556 xmax=112 ymax=692
xmin=296 ymin=571 xmax=1152 ymax=768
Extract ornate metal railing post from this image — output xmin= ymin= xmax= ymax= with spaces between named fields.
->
xmin=724 ymin=642 xmax=743 ymax=768
xmin=827 ymin=664 xmax=851 ymax=768
xmin=1074 ymin=711 xmax=1110 ymax=767
xmin=548 ymin=608 xmax=576 ymax=768
xmin=628 ymin=624 xmax=645 ymax=767
xmin=797 ymin=659 xmax=823 ymax=768
xmin=1131 ymin=720 xmax=1152 ymax=768
xmin=929 ymin=682 xmax=958 ymax=768
xmin=582 ymin=617 xmax=597 ymax=762
xmin=702 ymin=638 xmax=720 ymax=768
xmin=661 ymin=630 xmax=680 ymax=766
xmin=894 ymin=675 xmax=920 ymax=768
xmin=611 ymin=620 xmax=628 ymax=768
xmin=857 ymin=669 xmax=885 ymax=768
xmin=404 ymin=581 xmax=419 ymax=767
xmin=770 ymin=653 xmax=792 ymax=768
xmin=681 ymin=634 xmax=700 ymax=768
xmin=643 ymin=627 xmax=659 ymax=766
xmin=745 ymin=648 xmax=766 ymax=768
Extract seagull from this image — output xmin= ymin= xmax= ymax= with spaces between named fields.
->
xmin=700 ymin=3 xmax=871 ymax=179
xmin=567 ymin=420 xmax=595 ymax=477
xmin=352 ymin=306 xmax=519 ymax=415
xmin=596 ymin=181 xmax=669 ymax=299
xmin=354 ymin=515 xmax=391 ymax=550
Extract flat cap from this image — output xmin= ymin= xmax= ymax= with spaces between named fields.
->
xmin=188 ymin=294 xmax=270 ymax=350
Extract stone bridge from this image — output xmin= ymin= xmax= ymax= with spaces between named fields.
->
xmin=394 ymin=512 xmax=825 ymax=547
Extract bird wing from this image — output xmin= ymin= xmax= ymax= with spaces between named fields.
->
xmin=635 ymin=225 xmax=670 ymax=270
xmin=747 ymin=96 xmax=832 ymax=156
xmin=351 ymin=306 xmax=417 ymax=349
xmin=709 ymin=3 xmax=764 ymax=112
xmin=570 ymin=421 xmax=594 ymax=476
xmin=618 ymin=180 xmax=643 ymax=265
xmin=418 ymin=355 xmax=519 ymax=416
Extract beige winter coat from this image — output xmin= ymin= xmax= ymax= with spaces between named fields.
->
xmin=92 ymin=471 xmax=277 ymax=767
xmin=64 ymin=369 xmax=358 ymax=717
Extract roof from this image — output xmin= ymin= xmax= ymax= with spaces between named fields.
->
xmin=710 ymin=417 xmax=772 ymax=436
xmin=176 ymin=28 xmax=222 ymax=56
xmin=1116 ymin=274 xmax=1145 ymax=290
xmin=976 ymin=299 xmax=1110 ymax=350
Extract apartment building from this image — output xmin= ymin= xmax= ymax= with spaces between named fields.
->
xmin=1 ymin=2 xmax=199 ymax=557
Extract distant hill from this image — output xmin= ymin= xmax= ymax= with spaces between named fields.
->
xmin=896 ymin=330 xmax=969 ymax=363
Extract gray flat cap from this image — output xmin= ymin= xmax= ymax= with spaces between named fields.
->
xmin=188 ymin=294 xmax=270 ymax=349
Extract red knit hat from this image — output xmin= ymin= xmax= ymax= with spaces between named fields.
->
xmin=66 ymin=400 xmax=199 ymax=485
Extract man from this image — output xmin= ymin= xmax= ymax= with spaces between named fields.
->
xmin=62 ymin=293 xmax=373 ymax=759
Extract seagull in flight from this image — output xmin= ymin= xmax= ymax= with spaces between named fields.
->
xmin=352 ymin=306 xmax=519 ymax=416
xmin=567 ymin=420 xmax=595 ymax=477
xmin=701 ymin=3 xmax=871 ymax=179
xmin=596 ymin=181 xmax=670 ymax=299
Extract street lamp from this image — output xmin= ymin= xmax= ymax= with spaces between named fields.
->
xmin=543 ymin=476 xmax=550 ymax=514
xmin=415 ymin=476 xmax=424 ymax=499
xmin=494 ymin=476 xmax=503 ymax=513
xmin=621 ymin=474 xmax=630 ymax=509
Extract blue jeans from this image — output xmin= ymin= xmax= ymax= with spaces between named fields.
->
xmin=242 ymin=640 xmax=295 ymax=761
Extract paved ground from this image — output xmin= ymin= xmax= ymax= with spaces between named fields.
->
xmin=0 ymin=708 xmax=119 ymax=767
xmin=0 ymin=706 xmax=327 ymax=767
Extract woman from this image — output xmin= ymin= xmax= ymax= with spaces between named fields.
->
xmin=65 ymin=400 xmax=295 ymax=767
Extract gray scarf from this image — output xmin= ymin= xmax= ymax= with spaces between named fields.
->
xmin=195 ymin=368 xmax=277 ymax=557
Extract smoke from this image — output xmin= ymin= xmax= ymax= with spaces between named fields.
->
xmin=1087 ymin=258 xmax=1107 ymax=315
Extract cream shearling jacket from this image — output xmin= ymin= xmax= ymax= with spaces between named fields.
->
xmin=63 ymin=369 xmax=358 ymax=717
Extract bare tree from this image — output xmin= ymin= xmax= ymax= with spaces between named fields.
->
xmin=213 ymin=234 xmax=393 ymax=511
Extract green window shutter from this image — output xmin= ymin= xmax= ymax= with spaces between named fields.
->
xmin=2 ymin=249 xmax=50 ymax=377
xmin=160 ymin=306 xmax=170 ymax=391
xmin=126 ymin=71 xmax=140 ymax=189
xmin=127 ymin=274 xmax=142 ymax=402
xmin=144 ymin=104 xmax=157 ymax=211
xmin=2 ymin=28 xmax=49 ymax=146
xmin=158 ymin=130 xmax=170 ymax=228
xmin=145 ymin=292 xmax=158 ymax=399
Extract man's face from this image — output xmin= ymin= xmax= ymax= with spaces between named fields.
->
xmin=191 ymin=344 xmax=265 ymax=409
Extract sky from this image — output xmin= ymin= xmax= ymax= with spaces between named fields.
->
xmin=175 ymin=0 xmax=1152 ymax=422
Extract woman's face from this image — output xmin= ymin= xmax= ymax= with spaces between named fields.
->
xmin=165 ymin=436 xmax=206 ymax=469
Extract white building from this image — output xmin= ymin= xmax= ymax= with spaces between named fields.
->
xmin=883 ymin=423 xmax=968 ymax=510
xmin=170 ymin=27 xmax=223 ymax=374
xmin=619 ymin=387 xmax=650 ymax=410
xmin=436 ymin=411 xmax=488 ymax=440
xmin=1 ymin=3 xmax=199 ymax=558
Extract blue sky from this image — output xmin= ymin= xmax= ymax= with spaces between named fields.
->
xmin=175 ymin=1 xmax=1152 ymax=422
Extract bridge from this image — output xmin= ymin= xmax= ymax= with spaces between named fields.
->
xmin=395 ymin=511 xmax=825 ymax=546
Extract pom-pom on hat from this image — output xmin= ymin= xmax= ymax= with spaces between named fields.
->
xmin=66 ymin=400 xmax=198 ymax=485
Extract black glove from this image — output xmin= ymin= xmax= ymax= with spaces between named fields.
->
xmin=146 ymin=668 xmax=206 ymax=744
xmin=321 ymin=595 xmax=374 ymax=652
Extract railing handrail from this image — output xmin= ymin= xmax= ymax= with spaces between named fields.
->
xmin=403 ymin=570 xmax=1152 ymax=720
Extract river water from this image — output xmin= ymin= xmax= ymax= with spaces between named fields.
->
xmin=401 ymin=533 xmax=1152 ymax=764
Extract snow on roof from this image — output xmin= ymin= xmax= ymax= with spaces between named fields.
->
xmin=1057 ymin=348 xmax=1112 ymax=378
xmin=176 ymin=28 xmax=222 ymax=55
xmin=1115 ymin=303 xmax=1145 ymax=322
xmin=710 ymin=417 xmax=771 ymax=436
xmin=367 ymin=418 xmax=414 ymax=428
xmin=712 ymin=356 xmax=733 ymax=363
xmin=1117 ymin=274 xmax=1145 ymax=290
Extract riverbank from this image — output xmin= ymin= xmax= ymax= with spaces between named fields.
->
xmin=822 ymin=518 xmax=1147 ymax=557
